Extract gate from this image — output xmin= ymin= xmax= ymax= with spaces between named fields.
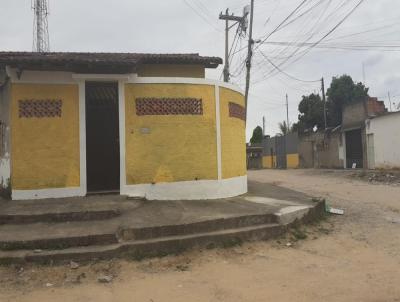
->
xmin=275 ymin=135 xmax=287 ymax=169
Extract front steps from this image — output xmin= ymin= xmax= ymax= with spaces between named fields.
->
xmin=0 ymin=184 xmax=325 ymax=264
xmin=0 ymin=222 xmax=285 ymax=264
xmin=0 ymin=200 xmax=325 ymax=264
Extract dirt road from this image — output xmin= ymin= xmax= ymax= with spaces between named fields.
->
xmin=1 ymin=169 xmax=400 ymax=302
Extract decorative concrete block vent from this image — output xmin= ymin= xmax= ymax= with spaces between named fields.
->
xmin=135 ymin=98 xmax=203 ymax=116
xmin=18 ymin=100 xmax=63 ymax=118
xmin=229 ymin=102 xmax=245 ymax=121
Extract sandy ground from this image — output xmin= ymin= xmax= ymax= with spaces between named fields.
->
xmin=1 ymin=169 xmax=400 ymax=302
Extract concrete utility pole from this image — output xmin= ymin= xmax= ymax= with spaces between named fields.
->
xmin=286 ymin=94 xmax=289 ymax=131
xmin=388 ymin=92 xmax=392 ymax=112
xmin=219 ymin=9 xmax=247 ymax=82
xmin=244 ymin=0 xmax=255 ymax=122
xmin=262 ymin=116 xmax=266 ymax=136
xmin=33 ymin=0 xmax=50 ymax=52
xmin=321 ymin=77 xmax=327 ymax=129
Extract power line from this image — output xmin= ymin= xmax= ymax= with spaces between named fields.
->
xmin=257 ymin=0 xmax=367 ymax=81
xmin=258 ymin=50 xmax=320 ymax=82
xmin=183 ymin=0 xmax=222 ymax=32
xmin=254 ymin=0 xmax=311 ymax=50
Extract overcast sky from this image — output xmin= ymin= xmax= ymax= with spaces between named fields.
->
xmin=1 ymin=0 xmax=399 ymax=139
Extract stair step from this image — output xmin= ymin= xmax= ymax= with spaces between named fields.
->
xmin=0 ymin=213 xmax=277 ymax=251
xmin=119 ymin=213 xmax=277 ymax=240
xmin=0 ymin=220 xmax=120 ymax=251
xmin=0 ymin=223 xmax=284 ymax=264
xmin=0 ymin=210 xmax=121 ymax=225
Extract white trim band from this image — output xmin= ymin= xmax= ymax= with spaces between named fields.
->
xmin=12 ymin=187 xmax=86 ymax=200
xmin=214 ymin=85 xmax=222 ymax=180
xmin=121 ymin=175 xmax=248 ymax=200
xmin=127 ymin=75 xmax=244 ymax=95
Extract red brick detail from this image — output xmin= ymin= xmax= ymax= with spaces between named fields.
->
xmin=135 ymin=98 xmax=203 ymax=116
xmin=367 ymin=97 xmax=387 ymax=116
xmin=19 ymin=100 xmax=63 ymax=118
xmin=229 ymin=102 xmax=245 ymax=121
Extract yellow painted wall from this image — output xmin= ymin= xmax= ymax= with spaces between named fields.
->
xmin=137 ymin=64 xmax=205 ymax=78
xmin=262 ymin=155 xmax=276 ymax=169
xmin=219 ymin=87 xmax=246 ymax=179
xmin=262 ymin=154 xmax=298 ymax=169
xmin=287 ymin=153 xmax=299 ymax=168
xmin=125 ymin=83 xmax=217 ymax=184
xmin=11 ymin=84 xmax=80 ymax=190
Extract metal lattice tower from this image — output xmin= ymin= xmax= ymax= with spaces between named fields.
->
xmin=32 ymin=0 xmax=50 ymax=52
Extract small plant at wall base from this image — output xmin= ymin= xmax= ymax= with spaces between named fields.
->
xmin=0 ymin=178 xmax=11 ymax=200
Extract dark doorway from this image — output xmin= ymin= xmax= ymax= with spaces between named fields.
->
xmin=85 ymin=82 xmax=120 ymax=193
xmin=345 ymin=129 xmax=363 ymax=168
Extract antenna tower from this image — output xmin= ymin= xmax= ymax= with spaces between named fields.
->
xmin=32 ymin=0 xmax=50 ymax=52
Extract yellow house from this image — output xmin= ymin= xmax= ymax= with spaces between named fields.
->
xmin=0 ymin=52 xmax=247 ymax=200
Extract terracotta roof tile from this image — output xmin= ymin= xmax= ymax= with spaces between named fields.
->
xmin=0 ymin=51 xmax=222 ymax=73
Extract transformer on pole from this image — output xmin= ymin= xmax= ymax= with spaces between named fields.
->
xmin=32 ymin=0 xmax=50 ymax=52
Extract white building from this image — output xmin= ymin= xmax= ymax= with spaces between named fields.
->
xmin=366 ymin=111 xmax=400 ymax=169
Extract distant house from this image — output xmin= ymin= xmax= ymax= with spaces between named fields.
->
xmin=259 ymin=133 xmax=300 ymax=169
xmin=298 ymin=97 xmax=397 ymax=170
xmin=341 ymin=97 xmax=387 ymax=168
xmin=366 ymin=111 xmax=400 ymax=169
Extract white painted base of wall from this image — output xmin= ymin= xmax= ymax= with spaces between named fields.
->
xmin=12 ymin=187 xmax=86 ymax=200
xmin=11 ymin=176 xmax=248 ymax=201
xmin=121 ymin=175 xmax=248 ymax=200
xmin=0 ymin=157 xmax=10 ymax=187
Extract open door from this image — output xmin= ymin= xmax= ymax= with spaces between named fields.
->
xmin=85 ymin=82 xmax=120 ymax=193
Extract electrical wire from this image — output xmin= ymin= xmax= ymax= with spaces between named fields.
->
xmin=256 ymin=0 xmax=366 ymax=81
xmin=258 ymin=50 xmax=320 ymax=82
xmin=183 ymin=0 xmax=222 ymax=32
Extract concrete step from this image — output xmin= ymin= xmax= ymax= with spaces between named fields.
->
xmin=0 ymin=222 xmax=284 ymax=264
xmin=0 ymin=195 xmax=137 ymax=225
xmin=0 ymin=213 xmax=276 ymax=251
xmin=0 ymin=209 xmax=121 ymax=225
xmin=0 ymin=220 xmax=120 ymax=251
xmin=118 ymin=213 xmax=278 ymax=241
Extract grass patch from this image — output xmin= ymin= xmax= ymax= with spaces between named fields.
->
xmin=291 ymin=228 xmax=308 ymax=241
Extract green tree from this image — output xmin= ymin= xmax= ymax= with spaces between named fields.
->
xmin=278 ymin=121 xmax=289 ymax=135
xmin=296 ymin=93 xmax=325 ymax=132
xmin=326 ymin=75 xmax=369 ymax=126
xmin=250 ymin=126 xmax=263 ymax=144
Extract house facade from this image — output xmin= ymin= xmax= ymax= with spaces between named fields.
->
xmin=0 ymin=52 xmax=247 ymax=200
xmin=261 ymin=133 xmax=299 ymax=169
xmin=366 ymin=111 xmax=400 ymax=169
xmin=341 ymin=97 xmax=387 ymax=168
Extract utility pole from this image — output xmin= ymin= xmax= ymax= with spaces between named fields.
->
xmin=362 ymin=62 xmax=366 ymax=85
xmin=286 ymin=94 xmax=289 ymax=131
xmin=244 ymin=0 xmax=254 ymax=122
xmin=32 ymin=0 xmax=50 ymax=52
xmin=219 ymin=9 xmax=246 ymax=83
xmin=388 ymin=92 xmax=392 ymax=112
xmin=321 ymin=77 xmax=327 ymax=129
xmin=262 ymin=116 xmax=266 ymax=137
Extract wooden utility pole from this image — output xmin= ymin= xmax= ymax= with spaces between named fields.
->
xmin=244 ymin=0 xmax=254 ymax=122
xmin=321 ymin=77 xmax=327 ymax=129
xmin=219 ymin=10 xmax=245 ymax=83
